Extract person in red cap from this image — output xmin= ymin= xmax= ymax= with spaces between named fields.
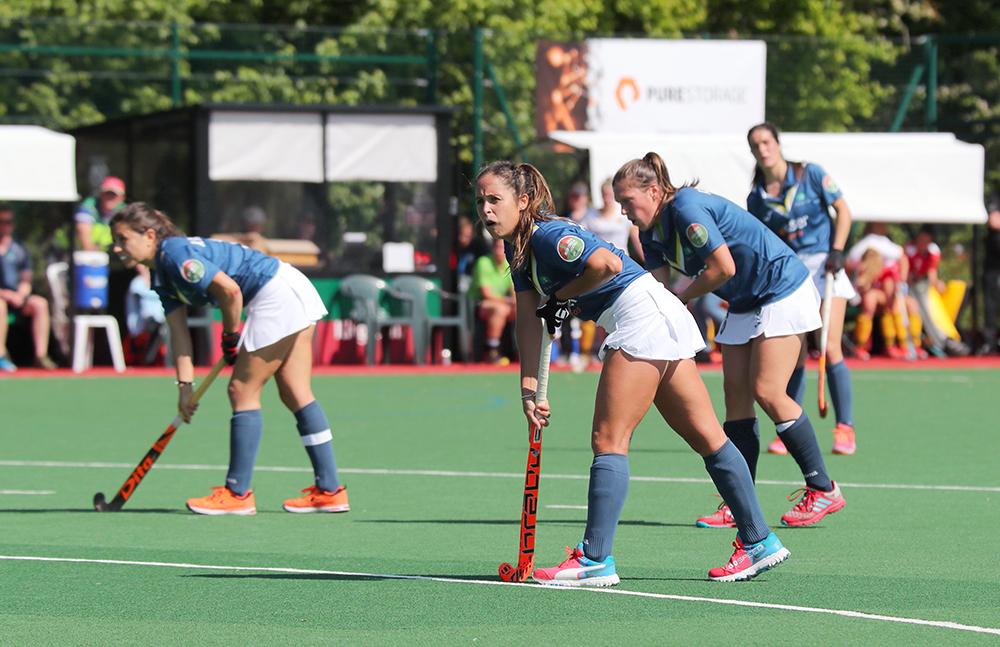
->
xmin=74 ymin=176 xmax=127 ymax=251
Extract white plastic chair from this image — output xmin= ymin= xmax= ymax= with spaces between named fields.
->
xmin=46 ymin=261 xmax=125 ymax=373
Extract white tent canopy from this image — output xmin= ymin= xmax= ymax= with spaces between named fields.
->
xmin=550 ymin=131 xmax=987 ymax=224
xmin=0 ymin=126 xmax=79 ymax=202
xmin=208 ymin=110 xmax=439 ymax=183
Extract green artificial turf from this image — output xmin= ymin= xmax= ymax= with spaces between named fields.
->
xmin=1 ymin=367 xmax=998 ymax=645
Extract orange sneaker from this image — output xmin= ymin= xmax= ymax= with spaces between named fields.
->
xmin=832 ymin=423 xmax=856 ymax=455
xmin=767 ymin=436 xmax=788 ymax=455
xmin=283 ymin=485 xmax=350 ymax=513
xmin=186 ymin=486 xmax=256 ymax=516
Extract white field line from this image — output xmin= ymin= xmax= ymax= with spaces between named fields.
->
xmin=1 ymin=459 xmax=999 ymax=494
xmin=545 ymin=504 xmax=588 ymax=510
xmin=0 ymin=554 xmax=997 ymax=637
xmin=0 ymin=489 xmax=54 ymax=495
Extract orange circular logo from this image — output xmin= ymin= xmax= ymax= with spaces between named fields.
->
xmin=615 ymin=77 xmax=640 ymax=110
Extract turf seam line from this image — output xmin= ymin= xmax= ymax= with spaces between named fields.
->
xmin=3 ymin=460 xmax=999 ymax=493
xmin=1 ymin=554 xmax=997 ymax=637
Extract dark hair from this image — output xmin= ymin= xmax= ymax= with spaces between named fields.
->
xmin=747 ymin=122 xmax=784 ymax=186
xmin=109 ymin=202 xmax=182 ymax=240
xmin=612 ymin=152 xmax=697 ymax=207
xmin=476 ymin=161 xmax=556 ymax=271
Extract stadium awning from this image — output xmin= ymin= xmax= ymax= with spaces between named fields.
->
xmin=0 ymin=125 xmax=79 ymax=202
xmin=550 ymin=131 xmax=987 ymax=224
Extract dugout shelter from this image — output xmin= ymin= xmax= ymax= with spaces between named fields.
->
xmin=71 ymin=104 xmax=457 ymax=284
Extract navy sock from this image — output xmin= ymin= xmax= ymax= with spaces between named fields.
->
xmin=295 ymin=401 xmax=341 ymax=492
xmin=777 ymin=412 xmax=833 ymax=492
xmin=226 ymin=409 xmax=263 ymax=495
xmin=826 ymin=361 xmax=854 ymax=426
xmin=722 ymin=418 xmax=759 ymax=482
xmin=583 ymin=453 xmax=629 ymax=562
xmin=703 ymin=441 xmax=770 ymax=545
xmin=786 ymin=366 xmax=806 ymax=405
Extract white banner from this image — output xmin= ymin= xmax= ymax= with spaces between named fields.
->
xmin=585 ymin=39 xmax=766 ymax=134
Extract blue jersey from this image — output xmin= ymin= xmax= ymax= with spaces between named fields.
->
xmin=509 ymin=219 xmax=645 ymax=321
xmin=746 ymin=162 xmax=843 ymax=255
xmin=639 ymin=187 xmax=808 ymax=313
xmin=152 ymin=236 xmax=279 ymax=315
xmin=0 ymin=238 xmax=30 ymax=291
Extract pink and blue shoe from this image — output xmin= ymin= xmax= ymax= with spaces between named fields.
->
xmin=708 ymin=532 xmax=790 ymax=582
xmin=532 ymin=543 xmax=619 ymax=587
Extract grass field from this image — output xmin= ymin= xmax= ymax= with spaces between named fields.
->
xmin=2 ymin=365 xmax=999 ymax=645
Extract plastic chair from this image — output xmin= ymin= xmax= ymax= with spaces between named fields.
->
xmin=46 ymin=261 xmax=125 ymax=373
xmin=390 ymin=275 xmax=472 ymax=364
xmin=336 ymin=274 xmax=416 ymax=365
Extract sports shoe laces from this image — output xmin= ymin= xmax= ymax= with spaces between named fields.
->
xmin=787 ymin=487 xmax=820 ymax=512
xmin=557 ymin=545 xmax=585 ymax=567
xmin=724 ymin=539 xmax=746 ymax=569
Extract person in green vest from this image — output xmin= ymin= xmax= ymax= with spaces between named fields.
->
xmin=470 ymin=235 xmax=515 ymax=365
xmin=75 ymin=176 xmax=127 ymax=251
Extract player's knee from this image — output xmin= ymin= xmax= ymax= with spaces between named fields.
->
xmin=27 ymin=295 xmax=47 ymax=315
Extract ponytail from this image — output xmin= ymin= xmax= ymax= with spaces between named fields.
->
xmin=476 ymin=161 xmax=556 ymax=271
xmin=612 ymin=151 xmax=695 ymax=209
xmin=109 ymin=202 xmax=182 ymax=241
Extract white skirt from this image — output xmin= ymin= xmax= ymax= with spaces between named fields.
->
xmin=799 ymin=252 xmax=857 ymax=300
xmin=714 ymin=278 xmax=821 ymax=346
xmin=596 ymin=273 xmax=706 ymax=361
xmin=241 ymin=262 xmax=328 ymax=352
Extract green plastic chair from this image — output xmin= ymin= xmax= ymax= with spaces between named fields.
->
xmin=390 ymin=275 xmax=472 ymax=364
xmin=337 ymin=274 xmax=416 ymax=365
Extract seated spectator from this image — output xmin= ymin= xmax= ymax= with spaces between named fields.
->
xmin=470 ymin=236 xmax=515 ymax=365
xmin=452 ymin=213 xmax=490 ymax=280
xmin=124 ymin=264 xmax=167 ymax=365
xmin=75 ymin=176 xmax=127 ymax=251
xmin=852 ymin=248 xmax=924 ymax=360
xmin=905 ymin=225 xmax=969 ymax=356
xmin=0 ymin=207 xmax=56 ymax=371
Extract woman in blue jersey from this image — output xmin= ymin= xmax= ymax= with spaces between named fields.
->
xmin=476 ymin=160 xmax=789 ymax=585
xmin=110 ymin=203 xmax=348 ymax=516
xmin=613 ymin=153 xmax=846 ymax=530
xmin=747 ymin=122 xmax=857 ymax=456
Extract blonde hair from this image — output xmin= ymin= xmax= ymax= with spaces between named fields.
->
xmin=855 ymin=248 xmax=884 ymax=290
xmin=612 ymin=152 xmax=697 ymax=208
xmin=476 ymin=161 xmax=556 ymax=271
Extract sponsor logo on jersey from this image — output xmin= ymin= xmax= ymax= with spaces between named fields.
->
xmin=686 ymin=223 xmax=709 ymax=248
xmin=181 ymin=259 xmax=205 ymax=283
xmin=557 ymin=235 xmax=585 ymax=262
xmin=822 ymin=174 xmax=839 ymax=194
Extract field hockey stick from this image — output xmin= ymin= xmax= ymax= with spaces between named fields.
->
xmin=93 ymin=357 xmax=227 ymax=511
xmin=896 ymin=283 xmax=918 ymax=361
xmin=817 ymin=272 xmax=835 ymax=418
xmin=498 ymin=330 xmax=553 ymax=583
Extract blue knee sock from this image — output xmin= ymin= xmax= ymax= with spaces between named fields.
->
xmin=703 ymin=441 xmax=770 ymax=545
xmin=776 ymin=412 xmax=833 ymax=492
xmin=826 ymin=361 xmax=853 ymax=426
xmin=295 ymin=401 xmax=341 ymax=492
xmin=723 ymin=418 xmax=759 ymax=482
xmin=786 ymin=366 xmax=806 ymax=405
xmin=226 ymin=409 xmax=263 ymax=495
xmin=583 ymin=453 xmax=629 ymax=562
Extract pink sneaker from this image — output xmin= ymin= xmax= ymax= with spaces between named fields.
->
xmin=780 ymin=481 xmax=846 ymax=527
xmin=708 ymin=532 xmax=790 ymax=582
xmin=531 ymin=544 xmax=619 ymax=587
xmin=767 ymin=436 xmax=788 ymax=455
xmin=832 ymin=424 xmax=856 ymax=455
xmin=695 ymin=501 xmax=735 ymax=528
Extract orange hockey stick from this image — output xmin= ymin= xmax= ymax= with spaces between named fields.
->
xmin=498 ymin=332 xmax=553 ymax=582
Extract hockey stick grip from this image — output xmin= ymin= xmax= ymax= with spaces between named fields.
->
xmin=534 ymin=329 xmax=553 ymax=404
